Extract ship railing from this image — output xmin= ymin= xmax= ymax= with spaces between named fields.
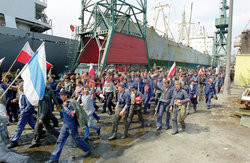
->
xmin=37 ymin=0 xmax=47 ymax=4
xmin=36 ymin=12 xmax=52 ymax=26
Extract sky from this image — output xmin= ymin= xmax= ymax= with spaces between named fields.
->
xmin=45 ymin=0 xmax=250 ymax=50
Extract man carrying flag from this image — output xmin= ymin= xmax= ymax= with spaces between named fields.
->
xmin=19 ymin=42 xmax=59 ymax=148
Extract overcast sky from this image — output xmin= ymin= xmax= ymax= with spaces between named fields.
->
xmin=46 ymin=0 xmax=250 ymax=48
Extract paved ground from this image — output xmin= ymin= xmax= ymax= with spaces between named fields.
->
xmin=7 ymin=86 xmax=250 ymax=163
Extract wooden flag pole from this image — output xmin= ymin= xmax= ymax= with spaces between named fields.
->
xmin=3 ymin=59 xmax=17 ymax=79
xmin=0 ymin=63 xmax=28 ymax=100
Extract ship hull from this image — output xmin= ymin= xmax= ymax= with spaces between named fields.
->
xmin=146 ymin=27 xmax=211 ymax=67
xmin=0 ymin=26 xmax=70 ymax=75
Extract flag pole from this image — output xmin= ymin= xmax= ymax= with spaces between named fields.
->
xmin=0 ymin=42 xmax=45 ymax=100
xmin=3 ymin=59 xmax=17 ymax=79
xmin=0 ymin=63 xmax=28 ymax=100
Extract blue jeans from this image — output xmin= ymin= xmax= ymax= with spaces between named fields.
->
xmin=205 ymin=94 xmax=212 ymax=108
xmin=50 ymin=124 xmax=90 ymax=161
xmin=144 ymin=94 xmax=151 ymax=113
xmin=156 ymin=103 xmax=170 ymax=128
xmin=84 ymin=114 xmax=100 ymax=139
xmin=93 ymin=112 xmax=100 ymax=121
xmin=10 ymin=112 xmax=36 ymax=143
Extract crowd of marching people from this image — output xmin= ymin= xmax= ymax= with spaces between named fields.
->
xmin=0 ymin=65 xmax=233 ymax=162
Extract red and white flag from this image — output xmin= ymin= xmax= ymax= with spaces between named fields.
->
xmin=0 ymin=57 xmax=5 ymax=66
xmin=89 ymin=64 xmax=95 ymax=75
xmin=167 ymin=62 xmax=176 ymax=79
xmin=16 ymin=42 xmax=53 ymax=69
xmin=198 ymin=68 xmax=205 ymax=77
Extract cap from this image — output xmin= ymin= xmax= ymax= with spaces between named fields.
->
xmin=130 ymin=83 xmax=135 ymax=88
xmin=117 ymin=82 xmax=126 ymax=88
xmin=59 ymin=90 xmax=70 ymax=95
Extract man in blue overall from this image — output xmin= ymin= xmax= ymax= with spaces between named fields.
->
xmin=201 ymin=78 xmax=216 ymax=109
xmin=187 ymin=80 xmax=199 ymax=114
xmin=3 ymin=73 xmax=18 ymax=122
xmin=128 ymin=83 xmax=145 ymax=129
xmin=49 ymin=90 xmax=90 ymax=162
xmin=108 ymin=82 xmax=131 ymax=140
xmin=155 ymin=79 xmax=174 ymax=131
xmin=214 ymin=73 xmax=224 ymax=94
xmin=170 ymin=81 xmax=190 ymax=135
xmin=142 ymin=78 xmax=153 ymax=113
xmin=154 ymin=76 xmax=163 ymax=105
xmin=8 ymin=82 xmax=36 ymax=148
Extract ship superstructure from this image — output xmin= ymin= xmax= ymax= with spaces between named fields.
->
xmin=0 ymin=0 xmax=70 ymax=75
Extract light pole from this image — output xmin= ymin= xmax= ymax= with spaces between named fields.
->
xmin=223 ymin=0 xmax=233 ymax=95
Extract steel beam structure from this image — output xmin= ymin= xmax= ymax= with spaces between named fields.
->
xmin=70 ymin=0 xmax=148 ymax=74
xmin=212 ymin=0 xmax=229 ymax=66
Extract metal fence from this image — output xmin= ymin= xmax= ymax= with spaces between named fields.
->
xmin=37 ymin=0 xmax=47 ymax=4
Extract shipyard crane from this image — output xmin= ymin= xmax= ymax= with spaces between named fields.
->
xmin=212 ymin=0 xmax=229 ymax=66
xmin=69 ymin=0 xmax=149 ymax=74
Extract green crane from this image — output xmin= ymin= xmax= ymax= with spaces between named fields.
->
xmin=212 ymin=0 xmax=229 ymax=66
xmin=68 ymin=0 xmax=149 ymax=74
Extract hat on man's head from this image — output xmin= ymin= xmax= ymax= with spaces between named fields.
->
xmin=117 ymin=82 xmax=126 ymax=88
xmin=130 ymin=83 xmax=135 ymax=88
xmin=59 ymin=90 xmax=70 ymax=95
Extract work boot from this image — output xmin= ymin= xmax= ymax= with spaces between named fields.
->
xmin=156 ymin=127 xmax=162 ymax=131
xmin=121 ymin=134 xmax=128 ymax=139
xmin=108 ymin=134 xmax=117 ymax=140
xmin=108 ymin=111 xmax=114 ymax=115
xmin=8 ymin=141 xmax=18 ymax=149
xmin=82 ymin=148 xmax=91 ymax=157
xmin=46 ymin=160 xmax=58 ymax=163
xmin=165 ymin=126 xmax=171 ymax=130
xmin=172 ymin=131 xmax=179 ymax=135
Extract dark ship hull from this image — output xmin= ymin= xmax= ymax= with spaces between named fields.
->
xmin=0 ymin=26 xmax=70 ymax=75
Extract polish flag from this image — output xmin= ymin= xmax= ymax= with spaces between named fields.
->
xmin=198 ymin=68 xmax=204 ymax=76
xmin=167 ymin=62 xmax=176 ymax=79
xmin=0 ymin=57 xmax=5 ymax=66
xmin=16 ymin=42 xmax=53 ymax=69
xmin=89 ymin=64 xmax=95 ymax=75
